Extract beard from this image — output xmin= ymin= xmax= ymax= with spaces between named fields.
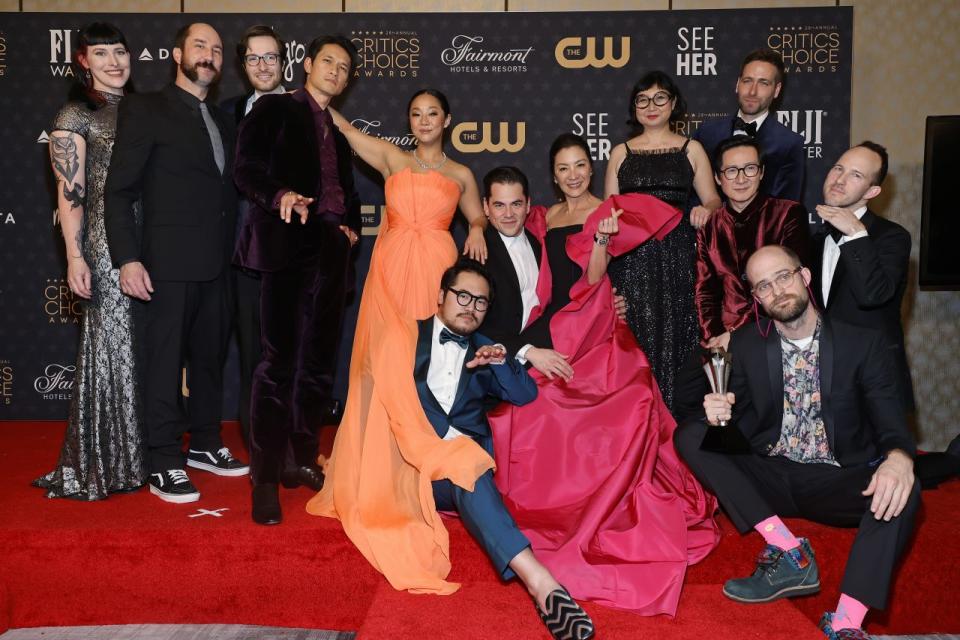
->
xmin=764 ymin=291 xmax=808 ymax=324
xmin=180 ymin=59 xmax=221 ymax=86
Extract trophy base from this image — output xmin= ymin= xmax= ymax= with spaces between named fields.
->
xmin=700 ymin=423 xmax=752 ymax=454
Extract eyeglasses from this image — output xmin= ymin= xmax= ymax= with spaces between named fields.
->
xmin=751 ymin=267 xmax=803 ymax=298
xmin=634 ymin=91 xmax=672 ymax=109
xmin=720 ymin=163 xmax=762 ymax=181
xmin=720 ymin=163 xmax=760 ymax=182
xmin=244 ymin=53 xmax=280 ymax=67
xmin=446 ymin=287 xmax=489 ymax=312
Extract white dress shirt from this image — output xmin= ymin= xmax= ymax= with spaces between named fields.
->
xmin=821 ymin=206 xmax=869 ymax=305
xmin=499 ymin=231 xmax=540 ymax=362
xmin=427 ymin=317 xmax=469 ymax=440
xmin=500 ymin=231 xmax=540 ymax=327
xmin=735 ymin=109 xmax=770 ymax=135
xmin=244 ymin=85 xmax=287 ymax=116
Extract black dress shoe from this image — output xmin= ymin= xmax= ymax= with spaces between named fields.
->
xmin=252 ymin=483 xmax=281 ymax=525
xmin=279 ymin=464 xmax=325 ymax=491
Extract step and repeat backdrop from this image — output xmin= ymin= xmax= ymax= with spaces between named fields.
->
xmin=0 ymin=7 xmax=852 ymax=419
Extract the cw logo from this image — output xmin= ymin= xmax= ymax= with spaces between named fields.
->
xmin=452 ymin=122 xmax=525 ymax=153
xmin=555 ymin=36 xmax=630 ymax=69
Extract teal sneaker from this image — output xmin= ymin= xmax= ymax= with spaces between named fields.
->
xmin=818 ymin=612 xmax=871 ymax=639
xmin=722 ymin=537 xmax=820 ymax=603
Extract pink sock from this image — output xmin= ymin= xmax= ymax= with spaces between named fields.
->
xmin=832 ymin=594 xmax=868 ymax=631
xmin=754 ymin=516 xmax=800 ymax=551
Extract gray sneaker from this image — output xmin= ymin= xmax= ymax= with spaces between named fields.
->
xmin=722 ymin=537 xmax=820 ymax=603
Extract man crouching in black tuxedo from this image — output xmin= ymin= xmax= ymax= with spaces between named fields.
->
xmin=674 ymin=245 xmax=919 ymax=640
xmin=416 ymin=259 xmax=595 ymax=640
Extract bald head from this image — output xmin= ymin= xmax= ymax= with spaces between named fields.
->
xmin=745 ymin=245 xmax=802 ymax=286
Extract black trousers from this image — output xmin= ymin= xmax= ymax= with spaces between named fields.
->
xmin=674 ymin=419 xmax=921 ymax=610
xmin=230 ymin=266 xmax=262 ymax=450
xmin=672 ymin=346 xmax=711 ymax=423
xmin=144 ymin=276 xmax=228 ymax=472
xmin=250 ymin=222 xmax=350 ymax=484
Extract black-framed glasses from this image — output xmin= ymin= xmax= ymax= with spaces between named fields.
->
xmin=446 ymin=287 xmax=489 ymax=312
xmin=720 ymin=163 xmax=762 ymax=181
xmin=634 ymin=91 xmax=672 ymax=109
xmin=244 ymin=53 xmax=280 ymax=67
xmin=751 ymin=267 xmax=803 ymax=298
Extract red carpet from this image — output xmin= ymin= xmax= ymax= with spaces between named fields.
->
xmin=2 ymin=420 xmax=958 ymax=637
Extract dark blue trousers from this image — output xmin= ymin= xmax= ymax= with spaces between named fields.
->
xmin=433 ymin=469 xmax=530 ymax=580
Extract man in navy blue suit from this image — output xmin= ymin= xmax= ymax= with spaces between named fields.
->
xmin=415 ymin=259 xmax=594 ymax=640
xmin=693 ymin=48 xmax=805 ymax=202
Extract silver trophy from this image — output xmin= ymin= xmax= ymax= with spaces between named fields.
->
xmin=700 ymin=347 xmax=750 ymax=453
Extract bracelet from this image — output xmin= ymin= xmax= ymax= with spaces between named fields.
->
xmin=594 ymin=233 xmax=609 ymax=246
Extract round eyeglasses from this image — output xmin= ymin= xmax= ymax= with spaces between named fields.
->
xmin=634 ymin=91 xmax=672 ymax=109
xmin=446 ymin=287 xmax=489 ymax=312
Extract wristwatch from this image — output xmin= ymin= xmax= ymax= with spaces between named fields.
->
xmin=594 ymin=233 xmax=609 ymax=246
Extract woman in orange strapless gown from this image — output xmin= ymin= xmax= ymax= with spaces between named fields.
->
xmin=307 ymin=90 xmax=493 ymax=594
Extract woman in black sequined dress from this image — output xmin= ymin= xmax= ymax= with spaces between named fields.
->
xmin=603 ymin=71 xmax=721 ymax=413
xmin=34 ymin=24 xmax=147 ymax=500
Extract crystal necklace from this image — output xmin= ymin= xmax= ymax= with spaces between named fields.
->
xmin=412 ymin=146 xmax=447 ymax=171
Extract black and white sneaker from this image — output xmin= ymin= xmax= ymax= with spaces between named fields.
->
xmin=186 ymin=447 xmax=249 ymax=477
xmin=149 ymin=469 xmax=200 ymax=504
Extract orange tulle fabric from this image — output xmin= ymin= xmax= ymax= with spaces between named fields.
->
xmin=306 ymin=169 xmax=494 ymax=594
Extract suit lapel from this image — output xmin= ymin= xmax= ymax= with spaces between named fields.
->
xmin=819 ymin=319 xmax=835 ymax=452
xmin=486 ymin=228 xmax=524 ymax=321
xmin=811 ymin=232 xmax=829 ymax=309
xmin=765 ymin=328 xmax=784 ymax=426
xmin=451 ymin=337 xmax=477 ymax=413
xmin=414 ymin=320 xmax=445 ymax=416
xmin=525 ymin=229 xmax=542 ymax=267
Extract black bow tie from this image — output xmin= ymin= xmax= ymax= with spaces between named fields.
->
xmin=439 ymin=327 xmax=469 ymax=348
xmin=826 ymin=224 xmax=844 ymax=243
xmin=733 ymin=117 xmax=758 ymax=137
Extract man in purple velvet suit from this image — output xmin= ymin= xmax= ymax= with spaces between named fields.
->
xmin=693 ymin=48 xmax=805 ymax=203
xmin=233 ymin=34 xmax=361 ymax=525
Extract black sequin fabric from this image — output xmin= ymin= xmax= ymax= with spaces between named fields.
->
xmin=34 ymin=93 xmax=147 ymax=500
xmin=607 ymin=143 xmax=698 ymax=412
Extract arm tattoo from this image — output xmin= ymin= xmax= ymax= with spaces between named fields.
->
xmin=72 ymin=229 xmax=84 ymax=259
xmin=62 ymin=181 xmax=86 ymax=210
xmin=51 ymin=133 xmax=80 ymax=184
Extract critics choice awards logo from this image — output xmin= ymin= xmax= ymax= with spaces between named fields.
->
xmin=34 ymin=363 xmax=75 ymax=401
xmin=441 ymin=35 xmax=533 ymax=74
xmin=555 ymin=36 xmax=630 ymax=69
xmin=452 ymin=122 xmax=525 ymax=154
xmin=44 ymin=278 xmax=82 ymax=325
xmin=0 ymin=360 xmax=12 ymax=406
xmin=351 ymin=31 xmax=420 ymax=79
xmin=767 ymin=25 xmax=841 ymax=74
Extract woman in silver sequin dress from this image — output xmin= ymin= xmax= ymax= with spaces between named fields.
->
xmin=603 ymin=71 xmax=721 ymax=413
xmin=34 ymin=23 xmax=146 ymax=499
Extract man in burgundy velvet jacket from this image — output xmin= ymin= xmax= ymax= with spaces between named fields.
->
xmin=695 ymin=136 xmax=811 ymax=351
xmin=233 ymin=34 xmax=361 ymax=525
xmin=674 ymin=136 xmax=809 ymax=420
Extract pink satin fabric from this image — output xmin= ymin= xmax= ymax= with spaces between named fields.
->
xmin=490 ymin=194 xmax=720 ymax=616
